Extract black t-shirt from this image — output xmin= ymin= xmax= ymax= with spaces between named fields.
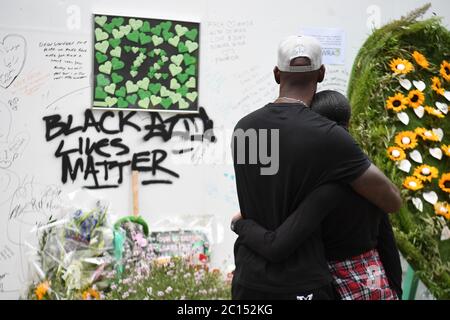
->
xmin=232 ymin=103 xmax=371 ymax=293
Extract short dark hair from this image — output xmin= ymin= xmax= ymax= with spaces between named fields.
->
xmin=311 ymin=90 xmax=351 ymax=127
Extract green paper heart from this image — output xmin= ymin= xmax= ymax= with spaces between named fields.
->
xmin=138 ymin=97 xmax=150 ymax=109
xmin=170 ymin=78 xmax=181 ymax=90
xmin=162 ymin=30 xmax=174 ymax=41
xmin=126 ymin=94 xmax=138 ymax=105
xmin=161 ymin=56 xmax=169 ymax=63
xmin=127 ymin=31 xmax=140 ymax=43
xmin=131 ymin=46 xmax=139 ymax=54
xmin=140 ymin=32 xmax=152 ymax=45
xmin=178 ymin=98 xmax=189 ymax=109
xmin=185 ymin=77 xmax=196 ymax=88
xmin=178 ymin=42 xmax=188 ymax=53
xmin=104 ymin=83 xmax=116 ymax=95
xmin=186 ymin=91 xmax=198 ymax=102
xmin=95 ymin=40 xmax=109 ymax=53
xmin=95 ymin=52 xmax=108 ymax=64
xmin=161 ymin=97 xmax=172 ymax=109
xmin=126 ymin=80 xmax=139 ymax=94
xmin=161 ymin=73 xmax=169 ymax=80
xmin=95 ymin=86 xmax=107 ymax=99
xmin=154 ymin=73 xmax=161 ymax=80
xmin=175 ymin=24 xmax=188 ymax=37
xmin=129 ymin=18 xmax=143 ymax=31
xmin=99 ymin=61 xmax=112 ymax=74
xmin=148 ymin=51 xmax=155 ymax=58
xmin=169 ymin=63 xmax=182 ymax=76
xmin=119 ymin=25 xmax=131 ymax=35
xmin=149 ymin=83 xmax=162 ymax=94
xmin=176 ymin=85 xmax=188 ymax=97
xmin=138 ymin=89 xmax=151 ymax=100
xmin=124 ymin=45 xmax=131 ymax=52
xmin=153 ymin=63 xmax=161 ymax=71
xmin=94 ymin=16 xmax=107 ymax=27
xmin=137 ymin=77 xmax=150 ymax=90
xmin=154 ymin=49 xmax=161 ymax=55
xmin=160 ymin=21 xmax=172 ymax=31
xmin=105 ymin=96 xmax=118 ymax=107
xmin=157 ymin=60 xmax=165 ymax=67
xmin=150 ymin=95 xmax=162 ymax=106
xmin=160 ymin=49 xmax=167 ymax=56
xmin=176 ymin=73 xmax=189 ymax=83
xmin=160 ymin=86 xmax=171 ymax=97
xmin=185 ymin=28 xmax=198 ymax=41
xmin=112 ymin=17 xmax=124 ymax=27
xmin=186 ymin=65 xmax=196 ymax=76
xmin=103 ymin=23 xmax=115 ymax=34
xmin=167 ymin=36 xmax=180 ymax=48
xmin=150 ymin=25 xmax=162 ymax=36
xmin=130 ymin=70 xmax=138 ymax=78
xmin=139 ymin=48 xmax=146 ymax=54
xmin=96 ymin=74 xmax=110 ymax=86
xmin=141 ymin=21 xmax=151 ymax=33
xmin=169 ymin=92 xmax=182 ymax=104
xmin=110 ymin=46 xmax=122 ymax=58
xmin=111 ymin=57 xmax=125 ymax=70
xmin=185 ymin=40 xmax=199 ymax=53
xmin=117 ymin=97 xmax=128 ymax=108
xmin=111 ymin=72 xmax=123 ymax=84
xmin=170 ymin=54 xmax=183 ymax=66
xmin=95 ymin=27 xmax=109 ymax=41
xmin=109 ymin=38 xmax=121 ymax=48
xmin=115 ymin=86 xmax=126 ymax=97
xmin=112 ymin=29 xmax=124 ymax=39
xmin=152 ymin=35 xmax=163 ymax=46
xmin=133 ymin=60 xmax=142 ymax=68
xmin=183 ymin=53 xmax=197 ymax=66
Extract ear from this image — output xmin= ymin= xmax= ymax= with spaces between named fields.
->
xmin=317 ymin=65 xmax=325 ymax=83
xmin=273 ymin=66 xmax=281 ymax=84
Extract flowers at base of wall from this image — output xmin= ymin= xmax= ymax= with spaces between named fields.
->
xmin=386 ymin=93 xmax=409 ymax=112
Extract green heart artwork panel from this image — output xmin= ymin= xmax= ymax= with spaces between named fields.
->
xmin=92 ymin=14 xmax=200 ymax=113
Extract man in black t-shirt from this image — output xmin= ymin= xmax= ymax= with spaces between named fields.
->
xmin=231 ymin=35 xmax=402 ymax=300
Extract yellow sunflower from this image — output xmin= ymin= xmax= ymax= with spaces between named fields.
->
xmin=440 ymin=60 xmax=450 ymax=82
xmin=413 ymin=164 xmax=439 ymax=182
xmin=403 ymin=176 xmax=424 ymax=191
xmin=442 ymin=145 xmax=450 ymax=157
xmin=431 ymin=77 xmax=445 ymax=95
xmin=434 ymin=202 xmax=450 ymax=219
xmin=407 ymin=89 xmax=425 ymax=109
xmin=412 ymin=51 xmax=429 ymax=69
xmin=82 ymin=287 xmax=101 ymax=300
xmin=415 ymin=127 xmax=440 ymax=142
xmin=35 ymin=281 xmax=50 ymax=300
xmin=389 ymin=58 xmax=414 ymax=75
xmin=394 ymin=131 xmax=418 ymax=149
xmin=387 ymin=146 xmax=406 ymax=161
xmin=424 ymin=105 xmax=445 ymax=118
xmin=439 ymin=173 xmax=450 ymax=193
xmin=386 ymin=93 xmax=409 ymax=112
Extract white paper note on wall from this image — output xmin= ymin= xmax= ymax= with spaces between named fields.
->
xmin=299 ymin=27 xmax=346 ymax=65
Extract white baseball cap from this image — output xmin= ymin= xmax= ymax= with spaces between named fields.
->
xmin=277 ymin=35 xmax=323 ymax=72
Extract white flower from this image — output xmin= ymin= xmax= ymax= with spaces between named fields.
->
xmin=147 ymin=287 xmax=153 ymax=295
xmin=165 ymin=286 xmax=173 ymax=293
xmin=122 ymin=292 xmax=129 ymax=299
xmin=157 ymin=291 xmax=164 ymax=297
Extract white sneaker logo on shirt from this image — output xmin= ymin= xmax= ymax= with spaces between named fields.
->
xmin=296 ymin=294 xmax=313 ymax=300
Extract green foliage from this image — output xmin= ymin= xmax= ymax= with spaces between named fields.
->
xmin=348 ymin=4 xmax=450 ymax=299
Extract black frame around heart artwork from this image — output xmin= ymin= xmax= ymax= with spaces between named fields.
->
xmin=92 ymin=13 xmax=200 ymax=113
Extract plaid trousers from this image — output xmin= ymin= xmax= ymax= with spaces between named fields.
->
xmin=328 ymin=249 xmax=399 ymax=300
